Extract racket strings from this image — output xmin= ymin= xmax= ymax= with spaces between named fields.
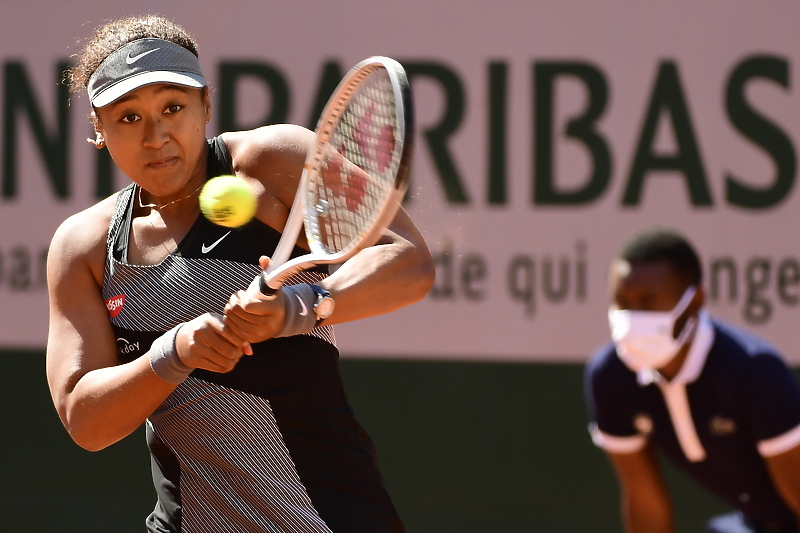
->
xmin=309 ymin=67 xmax=401 ymax=255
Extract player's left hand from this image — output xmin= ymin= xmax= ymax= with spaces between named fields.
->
xmin=223 ymin=256 xmax=287 ymax=343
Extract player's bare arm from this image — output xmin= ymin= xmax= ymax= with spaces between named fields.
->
xmin=315 ymin=205 xmax=434 ymax=324
xmin=608 ymin=446 xmax=674 ymax=533
xmin=221 ymin=124 xmax=313 ymax=241
xmin=46 ymin=198 xmax=177 ymax=450
xmin=221 ymin=124 xmax=434 ymax=341
xmin=46 ymin=199 xmax=250 ymax=451
xmin=764 ymin=443 xmax=800 ymax=523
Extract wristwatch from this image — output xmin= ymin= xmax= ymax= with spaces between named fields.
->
xmin=309 ymin=284 xmax=335 ymax=325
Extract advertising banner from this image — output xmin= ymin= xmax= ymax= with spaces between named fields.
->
xmin=2 ymin=1 xmax=799 ymax=362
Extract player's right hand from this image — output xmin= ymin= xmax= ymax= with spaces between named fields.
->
xmin=175 ymin=312 xmax=253 ymax=373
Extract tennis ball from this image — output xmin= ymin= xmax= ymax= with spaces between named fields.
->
xmin=199 ymin=175 xmax=257 ymax=228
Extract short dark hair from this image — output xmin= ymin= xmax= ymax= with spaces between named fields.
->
xmin=617 ymin=227 xmax=702 ymax=287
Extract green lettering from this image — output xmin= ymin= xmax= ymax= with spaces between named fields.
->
xmin=725 ymin=55 xmax=794 ymax=209
xmin=94 ymin=147 xmax=114 ymax=198
xmin=744 ymin=258 xmax=771 ymax=324
xmin=217 ymin=62 xmax=289 ymax=132
xmin=709 ymin=257 xmax=738 ymax=303
xmin=534 ymin=62 xmax=611 ymax=206
xmin=306 ymin=61 xmax=345 ymax=130
xmin=624 ymin=61 xmax=711 ymax=207
xmin=3 ymin=61 xmax=70 ymax=198
xmin=406 ymin=61 xmax=469 ymax=204
xmin=777 ymin=258 xmax=800 ymax=306
xmin=487 ymin=61 xmax=508 ymax=204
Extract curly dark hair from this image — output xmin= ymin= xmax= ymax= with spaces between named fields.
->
xmin=68 ymin=14 xmax=199 ymax=94
xmin=617 ymin=226 xmax=703 ymax=287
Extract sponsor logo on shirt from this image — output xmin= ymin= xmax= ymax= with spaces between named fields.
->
xmin=117 ymin=338 xmax=140 ymax=355
xmin=201 ymin=231 xmax=232 ymax=254
xmin=105 ymin=294 xmax=126 ymax=318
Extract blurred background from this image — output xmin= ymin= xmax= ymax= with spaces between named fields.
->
xmin=2 ymin=1 xmax=798 ymax=531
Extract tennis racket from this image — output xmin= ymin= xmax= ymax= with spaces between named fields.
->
xmin=250 ymin=55 xmax=413 ymax=297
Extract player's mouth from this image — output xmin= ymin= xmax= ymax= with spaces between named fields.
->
xmin=147 ymin=157 xmax=178 ymax=170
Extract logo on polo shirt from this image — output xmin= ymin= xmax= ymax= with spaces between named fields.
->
xmin=709 ymin=416 xmax=737 ymax=436
xmin=634 ymin=413 xmax=654 ymax=436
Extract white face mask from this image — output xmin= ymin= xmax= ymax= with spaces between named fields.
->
xmin=608 ymin=286 xmax=698 ymax=373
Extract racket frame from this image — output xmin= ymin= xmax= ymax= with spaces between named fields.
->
xmin=257 ymin=56 xmax=413 ymax=296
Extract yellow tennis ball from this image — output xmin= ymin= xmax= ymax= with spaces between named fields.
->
xmin=199 ymin=175 xmax=257 ymax=228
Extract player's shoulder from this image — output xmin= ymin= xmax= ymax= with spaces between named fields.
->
xmin=50 ymin=192 xmax=118 ymax=259
xmin=222 ymin=124 xmax=314 ymax=162
xmin=711 ymin=318 xmax=782 ymax=358
xmin=709 ymin=318 xmax=789 ymax=375
xmin=48 ymin=192 xmax=120 ymax=287
xmin=584 ymin=342 xmax=640 ymax=405
xmin=585 ymin=341 xmax=627 ymax=381
xmin=221 ymin=125 xmax=315 ymax=189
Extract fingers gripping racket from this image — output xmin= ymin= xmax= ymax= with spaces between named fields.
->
xmin=251 ymin=56 xmax=414 ymax=297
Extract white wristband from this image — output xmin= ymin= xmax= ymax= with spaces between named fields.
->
xmin=149 ymin=323 xmax=192 ymax=384
xmin=276 ymin=284 xmax=318 ymax=337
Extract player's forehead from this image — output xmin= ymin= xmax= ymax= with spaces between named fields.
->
xmin=118 ymin=82 xmax=197 ymax=102
xmin=609 ymin=258 xmax=685 ymax=308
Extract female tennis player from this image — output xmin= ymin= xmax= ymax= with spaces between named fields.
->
xmin=45 ymin=14 xmax=433 ymax=532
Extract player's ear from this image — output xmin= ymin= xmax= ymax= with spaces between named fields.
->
xmin=202 ymin=86 xmax=212 ymax=124
xmin=87 ymin=112 xmax=106 ymax=149
xmin=692 ymin=286 xmax=706 ymax=312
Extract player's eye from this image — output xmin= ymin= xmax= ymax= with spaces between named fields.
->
xmin=164 ymin=104 xmax=183 ymax=114
xmin=120 ymin=114 xmax=140 ymax=124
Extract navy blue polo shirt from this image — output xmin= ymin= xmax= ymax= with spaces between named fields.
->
xmin=585 ymin=313 xmax=800 ymax=528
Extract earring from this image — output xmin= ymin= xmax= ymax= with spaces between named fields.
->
xmin=87 ymin=131 xmax=105 ymax=148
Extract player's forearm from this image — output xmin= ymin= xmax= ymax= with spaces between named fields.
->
xmin=622 ymin=496 xmax=674 ymax=533
xmin=56 ymin=356 xmax=177 ymax=451
xmin=320 ymin=237 xmax=434 ymax=324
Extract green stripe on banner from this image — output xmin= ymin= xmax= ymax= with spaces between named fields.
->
xmin=3 ymin=351 xmax=731 ymax=532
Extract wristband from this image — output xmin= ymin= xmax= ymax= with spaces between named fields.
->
xmin=149 ymin=323 xmax=192 ymax=384
xmin=276 ymin=284 xmax=318 ymax=337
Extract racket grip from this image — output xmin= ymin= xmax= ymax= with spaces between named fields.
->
xmin=258 ymin=274 xmax=279 ymax=297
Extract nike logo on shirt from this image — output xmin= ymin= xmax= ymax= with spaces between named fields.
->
xmin=201 ymin=231 xmax=232 ymax=254
xmin=126 ymin=48 xmax=160 ymax=64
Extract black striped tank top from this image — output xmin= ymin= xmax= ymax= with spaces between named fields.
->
xmin=102 ymin=136 xmax=404 ymax=533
